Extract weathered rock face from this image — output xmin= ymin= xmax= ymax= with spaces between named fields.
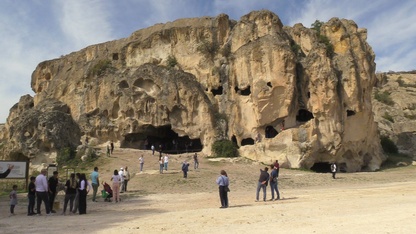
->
xmin=0 ymin=10 xmax=384 ymax=172
xmin=373 ymin=72 xmax=416 ymax=159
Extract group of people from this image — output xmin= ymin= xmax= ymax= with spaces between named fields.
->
xmin=22 ymin=169 xmax=92 ymax=216
xmin=255 ymin=160 xmax=280 ymax=202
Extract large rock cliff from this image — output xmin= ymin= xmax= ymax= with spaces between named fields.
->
xmin=0 ymin=10 xmax=385 ymax=172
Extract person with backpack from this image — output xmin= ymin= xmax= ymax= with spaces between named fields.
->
xmin=182 ymin=160 xmax=190 ymax=178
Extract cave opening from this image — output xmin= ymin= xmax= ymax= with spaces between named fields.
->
xmin=296 ymin=109 xmax=314 ymax=122
xmin=234 ymin=86 xmax=251 ymax=96
xmin=267 ymin=82 xmax=272 ymax=88
xmin=347 ymin=110 xmax=356 ymax=116
xmin=211 ymin=86 xmax=223 ymax=96
xmin=112 ymin=53 xmax=119 ymax=60
xmin=231 ymin=135 xmax=239 ymax=148
xmin=310 ymin=162 xmax=331 ymax=173
xmin=241 ymin=138 xmax=255 ymax=146
xmin=265 ymin=126 xmax=278 ymax=138
xmin=121 ymin=125 xmax=202 ymax=154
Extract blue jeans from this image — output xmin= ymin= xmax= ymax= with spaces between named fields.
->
xmin=164 ymin=162 xmax=168 ymax=171
xmin=256 ymin=182 xmax=267 ymax=201
xmin=159 ymin=164 xmax=164 ymax=173
xmin=270 ymin=181 xmax=280 ymax=200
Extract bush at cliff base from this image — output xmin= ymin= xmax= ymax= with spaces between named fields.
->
xmin=212 ymin=139 xmax=238 ymax=158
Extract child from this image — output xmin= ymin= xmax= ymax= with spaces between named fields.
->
xmin=27 ymin=177 xmax=36 ymax=215
xmin=9 ymin=185 xmax=18 ymax=216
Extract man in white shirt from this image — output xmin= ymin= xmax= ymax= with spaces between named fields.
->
xmin=164 ymin=154 xmax=169 ymax=171
xmin=119 ymin=168 xmax=125 ymax=193
xmin=35 ymin=169 xmax=51 ymax=215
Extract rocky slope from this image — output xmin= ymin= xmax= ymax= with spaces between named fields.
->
xmin=0 ymin=10 xmax=385 ymax=172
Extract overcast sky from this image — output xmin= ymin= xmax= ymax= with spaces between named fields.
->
xmin=0 ymin=0 xmax=415 ymax=123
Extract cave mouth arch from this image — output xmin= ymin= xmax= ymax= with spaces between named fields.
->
xmin=241 ymin=138 xmax=255 ymax=146
xmin=296 ymin=109 xmax=314 ymax=122
xmin=121 ymin=125 xmax=202 ymax=154
xmin=265 ymin=126 xmax=278 ymax=138
xmin=310 ymin=162 xmax=331 ymax=173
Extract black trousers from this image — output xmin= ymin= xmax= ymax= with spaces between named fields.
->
xmin=28 ymin=194 xmax=35 ymax=214
xmin=49 ymin=191 xmax=57 ymax=211
xmin=78 ymin=189 xmax=87 ymax=214
xmin=36 ymin=191 xmax=50 ymax=214
xmin=219 ymin=186 xmax=228 ymax=207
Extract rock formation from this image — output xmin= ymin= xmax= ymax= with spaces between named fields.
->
xmin=0 ymin=10 xmax=385 ymax=172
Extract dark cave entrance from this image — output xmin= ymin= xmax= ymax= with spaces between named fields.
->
xmin=310 ymin=162 xmax=331 ymax=173
xmin=241 ymin=138 xmax=255 ymax=146
xmin=121 ymin=125 xmax=202 ymax=154
xmin=265 ymin=126 xmax=278 ymax=138
xmin=296 ymin=109 xmax=314 ymax=122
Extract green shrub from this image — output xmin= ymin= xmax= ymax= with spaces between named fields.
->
xmin=380 ymin=136 xmax=398 ymax=154
xmin=382 ymin=112 xmax=394 ymax=123
xmin=57 ymin=147 xmax=77 ymax=166
xmin=88 ymin=59 xmax=112 ymax=77
xmin=311 ymin=20 xmax=334 ymax=57
xmin=166 ymin=55 xmax=178 ymax=68
xmin=397 ymin=77 xmax=405 ymax=86
xmin=197 ymin=40 xmax=219 ymax=58
xmin=374 ymin=90 xmax=394 ymax=106
xmin=212 ymin=139 xmax=238 ymax=158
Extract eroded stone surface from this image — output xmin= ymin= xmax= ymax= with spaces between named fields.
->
xmin=0 ymin=10 xmax=385 ymax=172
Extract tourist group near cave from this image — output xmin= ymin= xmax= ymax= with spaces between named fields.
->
xmin=3 ymin=148 xmax=284 ymax=216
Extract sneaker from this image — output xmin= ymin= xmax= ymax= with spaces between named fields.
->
xmin=46 ymin=213 xmax=53 ymax=216
xmin=51 ymin=210 xmax=56 ymax=213
xmin=255 ymin=200 xmax=259 ymax=202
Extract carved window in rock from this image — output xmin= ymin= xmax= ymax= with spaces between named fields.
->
xmin=296 ymin=109 xmax=314 ymax=122
xmin=234 ymin=86 xmax=251 ymax=96
xmin=211 ymin=86 xmax=223 ymax=96
xmin=241 ymin=138 xmax=255 ymax=146
xmin=346 ymin=110 xmax=356 ymax=116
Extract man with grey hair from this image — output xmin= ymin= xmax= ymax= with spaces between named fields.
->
xmin=36 ymin=169 xmax=51 ymax=215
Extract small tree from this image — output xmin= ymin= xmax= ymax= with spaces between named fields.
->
xmin=212 ymin=139 xmax=238 ymax=158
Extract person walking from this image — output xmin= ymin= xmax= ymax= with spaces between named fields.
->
xmin=331 ymin=163 xmax=337 ymax=179
xmin=35 ymin=169 xmax=51 ymax=215
xmin=27 ymin=176 xmax=36 ymax=216
xmin=62 ymin=173 xmax=78 ymax=215
xmin=119 ymin=168 xmax=125 ymax=192
xmin=164 ymin=154 xmax=169 ymax=171
xmin=110 ymin=141 xmax=114 ymax=154
xmin=9 ymin=185 xmax=18 ymax=216
xmin=216 ymin=170 xmax=229 ymax=208
xmin=182 ymin=160 xmax=190 ymax=178
xmin=193 ymin=153 xmax=199 ymax=170
xmin=78 ymin=173 xmax=89 ymax=214
xmin=111 ymin=169 xmax=121 ymax=202
xmin=256 ymin=167 xmax=269 ymax=202
xmin=90 ymin=167 xmax=100 ymax=202
xmin=123 ymin=166 xmax=130 ymax=192
xmin=269 ymin=165 xmax=280 ymax=201
xmin=139 ymin=155 xmax=144 ymax=173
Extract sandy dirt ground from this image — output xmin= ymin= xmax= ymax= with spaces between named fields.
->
xmin=1 ymin=148 xmax=416 ymax=234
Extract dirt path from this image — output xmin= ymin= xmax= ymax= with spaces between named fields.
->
xmin=1 ymin=148 xmax=415 ymax=233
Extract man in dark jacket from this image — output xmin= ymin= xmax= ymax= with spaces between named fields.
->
xmin=48 ymin=171 xmax=59 ymax=213
xmin=256 ymin=167 xmax=269 ymax=202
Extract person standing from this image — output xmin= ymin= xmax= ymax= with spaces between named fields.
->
xmin=256 ymin=167 xmax=269 ymax=202
xmin=182 ymin=160 xmax=190 ymax=178
xmin=159 ymin=157 xmax=164 ymax=174
xmin=36 ymin=169 xmax=51 ymax=215
xmin=48 ymin=171 xmax=59 ymax=213
xmin=123 ymin=166 xmax=130 ymax=192
xmin=151 ymin=144 xmax=155 ymax=155
xmin=139 ymin=155 xmax=144 ymax=173
xmin=216 ymin=170 xmax=229 ymax=208
xmin=62 ymin=173 xmax=77 ymax=215
xmin=9 ymin=185 xmax=18 ymax=216
xmin=78 ymin=173 xmax=89 ymax=214
xmin=193 ymin=153 xmax=199 ymax=170
xmin=27 ymin=176 xmax=36 ymax=216
xmin=107 ymin=145 xmax=111 ymax=157
xmin=110 ymin=141 xmax=114 ymax=154
xmin=111 ymin=169 xmax=121 ymax=202
xmin=274 ymin=160 xmax=280 ymax=177
xmin=90 ymin=167 xmax=100 ymax=202
xmin=331 ymin=163 xmax=337 ymax=179
xmin=72 ymin=173 xmax=81 ymax=214
xmin=269 ymin=165 xmax=280 ymax=201
xmin=119 ymin=168 xmax=125 ymax=192
xmin=164 ymin=154 xmax=169 ymax=171
xmin=0 ymin=164 xmax=14 ymax=178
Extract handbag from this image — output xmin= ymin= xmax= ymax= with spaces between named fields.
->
xmin=225 ymin=186 xmax=230 ymax=192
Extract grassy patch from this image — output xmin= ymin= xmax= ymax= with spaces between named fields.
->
xmin=374 ymin=90 xmax=394 ymax=106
